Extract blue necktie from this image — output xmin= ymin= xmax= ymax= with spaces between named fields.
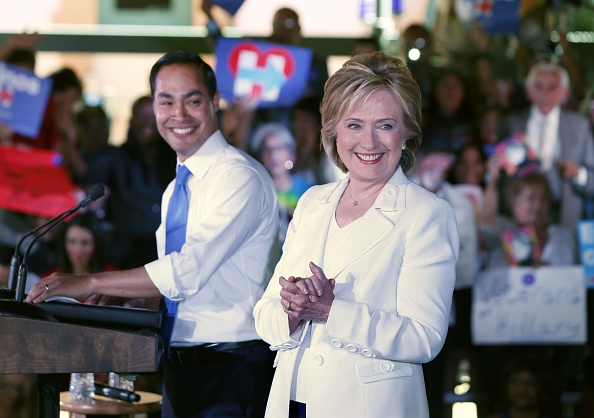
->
xmin=161 ymin=165 xmax=191 ymax=355
xmin=166 ymin=165 xmax=191 ymax=255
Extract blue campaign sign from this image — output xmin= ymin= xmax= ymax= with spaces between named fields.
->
xmin=212 ymin=0 xmax=244 ymax=16
xmin=455 ymin=0 xmax=520 ymax=34
xmin=0 ymin=63 xmax=52 ymax=138
xmin=474 ymin=0 xmax=521 ymax=35
xmin=392 ymin=0 xmax=401 ymax=14
xmin=215 ymin=38 xmax=313 ymax=108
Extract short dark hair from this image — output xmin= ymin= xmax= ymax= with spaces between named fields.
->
xmin=131 ymin=95 xmax=153 ymax=119
xmin=291 ymin=95 xmax=322 ymax=123
xmin=149 ymin=50 xmax=217 ymax=99
xmin=6 ymin=48 xmax=36 ymax=70
xmin=50 ymin=67 xmax=82 ymax=95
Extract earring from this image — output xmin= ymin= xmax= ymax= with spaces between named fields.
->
xmin=402 ymin=144 xmax=407 ymax=150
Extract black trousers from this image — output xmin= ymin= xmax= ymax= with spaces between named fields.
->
xmin=161 ymin=340 xmax=275 ymax=418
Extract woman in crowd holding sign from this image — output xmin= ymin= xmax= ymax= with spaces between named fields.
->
xmin=254 ymin=52 xmax=459 ymax=418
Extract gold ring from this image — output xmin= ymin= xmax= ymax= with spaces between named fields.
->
xmin=285 ymin=301 xmax=292 ymax=312
xmin=45 ymin=283 xmax=49 ymax=291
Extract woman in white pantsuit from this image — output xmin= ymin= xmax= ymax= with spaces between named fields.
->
xmin=254 ymin=52 xmax=460 ymax=418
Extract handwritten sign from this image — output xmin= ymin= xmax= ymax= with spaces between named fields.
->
xmin=472 ymin=266 xmax=586 ymax=344
xmin=0 ymin=145 xmax=81 ymax=218
xmin=0 ymin=63 xmax=52 ymax=138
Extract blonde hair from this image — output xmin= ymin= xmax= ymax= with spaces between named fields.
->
xmin=320 ymin=51 xmax=422 ymax=174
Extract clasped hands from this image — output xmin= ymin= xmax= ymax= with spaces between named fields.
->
xmin=280 ymin=262 xmax=335 ymax=325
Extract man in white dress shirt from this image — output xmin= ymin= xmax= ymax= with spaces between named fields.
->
xmin=505 ymin=62 xmax=594 ymax=234
xmin=27 ymin=51 xmax=280 ymax=417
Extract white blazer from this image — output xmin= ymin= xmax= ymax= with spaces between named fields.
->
xmin=254 ymin=167 xmax=459 ymax=418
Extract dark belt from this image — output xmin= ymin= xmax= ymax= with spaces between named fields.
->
xmin=168 ymin=340 xmax=266 ymax=366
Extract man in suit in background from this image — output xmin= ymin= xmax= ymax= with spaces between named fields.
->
xmin=504 ymin=62 xmax=594 ymax=234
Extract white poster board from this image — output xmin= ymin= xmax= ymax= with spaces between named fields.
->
xmin=472 ymin=266 xmax=587 ymax=345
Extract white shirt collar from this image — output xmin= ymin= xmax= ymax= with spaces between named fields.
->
xmin=530 ymin=105 xmax=561 ymax=123
xmin=176 ymin=130 xmax=227 ymax=182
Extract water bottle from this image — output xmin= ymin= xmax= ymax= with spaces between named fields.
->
xmin=69 ymin=372 xmax=95 ymax=403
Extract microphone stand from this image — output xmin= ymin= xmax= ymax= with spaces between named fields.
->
xmin=15 ymin=211 xmax=75 ymax=302
xmin=0 ymin=208 xmax=74 ymax=300
xmin=0 ymin=185 xmax=105 ymax=311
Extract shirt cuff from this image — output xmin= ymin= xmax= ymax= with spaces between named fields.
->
xmin=269 ymin=322 xmax=305 ymax=351
xmin=145 ymin=257 xmax=178 ymax=300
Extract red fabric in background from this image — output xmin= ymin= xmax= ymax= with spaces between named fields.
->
xmin=0 ymin=145 xmax=81 ymax=218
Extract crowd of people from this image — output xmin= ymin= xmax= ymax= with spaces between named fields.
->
xmin=0 ymin=3 xmax=594 ymax=418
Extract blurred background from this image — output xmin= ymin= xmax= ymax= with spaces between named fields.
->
xmin=0 ymin=0 xmax=592 ymax=147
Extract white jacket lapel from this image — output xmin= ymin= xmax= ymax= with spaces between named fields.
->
xmin=313 ymin=168 xmax=408 ymax=279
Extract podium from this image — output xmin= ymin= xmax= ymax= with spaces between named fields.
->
xmin=0 ymin=303 xmax=162 ymax=418
xmin=0 ymin=315 xmax=161 ymax=374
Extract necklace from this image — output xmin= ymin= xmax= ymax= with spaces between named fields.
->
xmin=346 ymin=186 xmax=378 ymax=206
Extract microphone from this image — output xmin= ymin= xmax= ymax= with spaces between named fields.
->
xmin=94 ymin=383 xmax=141 ymax=403
xmin=7 ymin=207 xmax=76 ymax=295
xmin=12 ymin=184 xmax=105 ymax=302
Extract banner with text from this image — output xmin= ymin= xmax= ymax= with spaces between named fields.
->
xmin=472 ymin=266 xmax=587 ymax=344
xmin=215 ymin=38 xmax=313 ymax=108
xmin=0 ymin=145 xmax=81 ymax=218
xmin=0 ymin=63 xmax=52 ymax=138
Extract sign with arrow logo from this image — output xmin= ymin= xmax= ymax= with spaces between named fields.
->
xmin=215 ymin=38 xmax=313 ymax=108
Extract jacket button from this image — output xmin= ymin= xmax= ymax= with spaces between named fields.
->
xmin=380 ymin=362 xmax=393 ymax=372
xmin=362 ymin=349 xmax=373 ymax=357
xmin=346 ymin=344 xmax=358 ymax=353
xmin=314 ymin=355 xmax=324 ymax=366
xmin=387 ymin=188 xmax=396 ymax=197
xmin=332 ymin=339 xmax=343 ymax=348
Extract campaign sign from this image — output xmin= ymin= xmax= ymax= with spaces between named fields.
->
xmin=493 ymin=132 xmax=540 ymax=179
xmin=475 ymin=0 xmax=520 ymax=34
xmin=0 ymin=63 xmax=52 ymax=138
xmin=212 ymin=0 xmax=244 ymax=16
xmin=360 ymin=0 xmax=400 ymax=18
xmin=0 ymin=145 xmax=81 ymax=218
xmin=472 ymin=266 xmax=586 ymax=345
xmin=577 ymin=220 xmax=594 ymax=288
xmin=455 ymin=0 xmax=520 ymax=35
xmin=215 ymin=38 xmax=313 ymax=108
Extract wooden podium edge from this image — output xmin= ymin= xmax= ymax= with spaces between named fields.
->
xmin=0 ymin=315 xmax=162 ymax=374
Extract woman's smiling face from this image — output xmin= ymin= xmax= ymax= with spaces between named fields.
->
xmin=336 ymin=89 xmax=406 ymax=185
